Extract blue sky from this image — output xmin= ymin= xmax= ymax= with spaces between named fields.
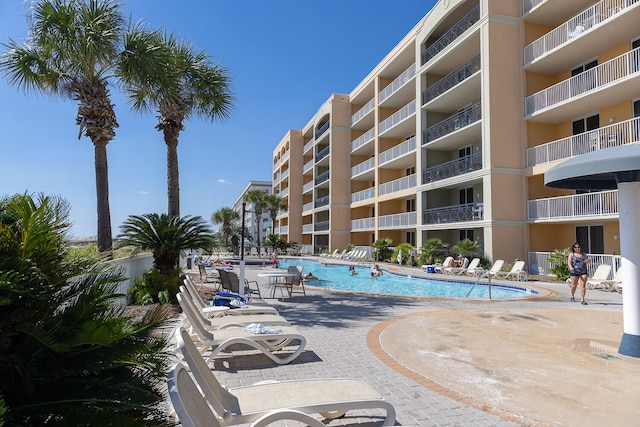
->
xmin=0 ymin=0 xmax=435 ymax=238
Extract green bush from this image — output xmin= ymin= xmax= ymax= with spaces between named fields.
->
xmin=548 ymin=248 xmax=571 ymax=281
xmin=372 ymin=238 xmax=393 ymax=262
xmin=393 ymin=243 xmax=415 ymax=265
xmin=129 ymin=267 xmax=184 ymax=304
xmin=418 ymin=238 xmax=448 ymax=265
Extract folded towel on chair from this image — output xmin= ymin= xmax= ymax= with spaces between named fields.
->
xmin=244 ymin=323 xmax=283 ymax=334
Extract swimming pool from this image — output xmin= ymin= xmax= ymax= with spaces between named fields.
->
xmin=278 ymin=258 xmax=537 ymax=299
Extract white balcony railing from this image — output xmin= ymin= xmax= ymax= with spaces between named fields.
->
xmin=351 ymin=187 xmax=375 ymax=203
xmin=279 ymin=225 xmax=288 ymax=234
xmin=378 ymin=174 xmax=416 ymax=196
xmin=379 ymin=136 xmax=416 ymax=165
xmin=303 ymin=181 xmax=314 ymax=193
xmin=378 ymin=212 xmax=416 ymax=229
xmin=302 ymin=224 xmax=313 ymax=233
xmin=280 ymin=188 xmax=288 ymax=198
xmin=522 ymin=0 xmax=546 ymax=15
xmin=351 ymin=217 xmax=375 ymax=231
xmin=527 ymin=190 xmax=618 ymax=221
xmin=303 ymin=138 xmax=314 ymax=153
xmin=526 ymin=117 xmax=640 ymax=167
xmin=302 ymin=201 xmax=314 ymax=212
xmin=379 ymin=101 xmax=415 ymax=134
xmin=351 ymin=158 xmax=375 ymax=178
xmin=351 ymin=127 xmax=375 ymax=152
xmin=379 ymin=63 xmax=416 ymax=104
xmin=303 ymin=159 xmax=313 ymax=173
xmin=524 ymin=0 xmax=637 ymax=66
xmin=421 ymin=5 xmax=480 ymax=65
xmin=281 ymin=169 xmax=289 ymax=180
xmin=525 ymin=47 xmax=640 ymax=116
xmin=351 ymin=98 xmax=375 ymax=126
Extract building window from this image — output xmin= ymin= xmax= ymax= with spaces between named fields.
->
xmin=406 ymin=166 xmax=415 ymax=176
xmin=576 ymin=226 xmax=604 ymax=254
xmin=460 ymin=229 xmax=474 ymax=241
xmin=406 ymin=198 xmax=415 ymax=212
xmin=406 ymin=231 xmax=415 ymax=246
xmin=572 ymin=114 xmax=599 ymax=135
xmin=459 ymin=187 xmax=473 ymax=204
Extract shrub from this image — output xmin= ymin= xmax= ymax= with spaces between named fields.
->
xmin=548 ymin=248 xmax=571 ymax=281
xmin=129 ymin=267 xmax=184 ymax=304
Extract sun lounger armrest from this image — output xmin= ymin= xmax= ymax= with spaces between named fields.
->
xmin=251 ymin=409 xmax=326 ymax=427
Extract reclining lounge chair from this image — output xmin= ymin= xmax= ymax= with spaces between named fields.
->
xmin=172 ymin=327 xmax=396 ymax=426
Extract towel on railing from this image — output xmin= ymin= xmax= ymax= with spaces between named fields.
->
xmin=244 ymin=323 xmax=283 ymax=334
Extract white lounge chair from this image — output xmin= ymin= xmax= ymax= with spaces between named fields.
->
xmin=598 ymin=267 xmax=623 ymax=292
xmin=447 ymin=258 xmax=479 ymax=276
xmin=494 ymin=260 xmax=527 ymax=281
xmin=463 ymin=258 xmax=484 ymax=276
xmin=173 ymin=327 xmax=397 ymax=426
xmin=584 ymin=264 xmax=612 ymax=289
xmin=432 ymin=256 xmax=454 ymax=274
xmin=177 ymin=291 xmax=289 ymax=330
xmin=184 ymin=277 xmax=278 ymax=317
xmin=476 ymin=259 xmax=505 ymax=278
xmin=177 ymin=294 xmax=306 ymax=364
xmin=168 ymin=363 xmax=327 ymax=427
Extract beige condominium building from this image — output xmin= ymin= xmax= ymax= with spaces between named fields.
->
xmin=271 ymin=0 xmax=640 ymax=263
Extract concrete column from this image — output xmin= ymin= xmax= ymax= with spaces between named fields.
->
xmin=618 ymin=181 xmax=640 ymax=357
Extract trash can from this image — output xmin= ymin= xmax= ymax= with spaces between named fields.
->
xmin=427 ymin=266 xmax=435 ymax=273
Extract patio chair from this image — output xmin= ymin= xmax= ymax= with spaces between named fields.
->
xmin=273 ymin=266 xmax=306 ymax=298
xmin=177 ymin=291 xmax=290 ymax=332
xmin=167 ymin=363 xmax=326 ymax=427
xmin=173 ymin=328 xmax=396 ymax=426
xmin=176 ymin=298 xmax=307 ymax=364
xmin=184 ymin=276 xmax=278 ymax=316
xmin=218 ymin=269 xmax=262 ymax=300
xmin=431 ymin=256 xmax=454 ymax=274
xmin=584 ymin=264 xmax=612 ymax=289
xmin=494 ymin=260 xmax=527 ymax=281
xmin=447 ymin=258 xmax=479 ymax=276
xmin=597 ymin=267 xmax=622 ymax=292
xmin=476 ymin=259 xmax=505 ymax=279
xmin=197 ymin=263 xmax=221 ymax=288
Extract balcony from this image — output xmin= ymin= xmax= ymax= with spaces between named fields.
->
xmin=524 ymin=0 xmax=640 ymax=73
xmin=379 ymin=136 xmax=416 ymax=167
xmin=423 ymin=102 xmax=482 ymax=144
xmin=422 ymin=55 xmax=481 ymax=106
xmin=423 ymin=152 xmax=482 ymax=183
xmin=351 ymin=187 xmax=375 ymax=203
xmin=522 ymin=0 xmax=546 ymax=15
xmin=526 ymin=117 xmax=640 ymax=167
xmin=379 ymin=212 xmax=416 ymax=229
xmin=315 ymin=121 xmax=330 ymax=139
xmin=281 ymin=169 xmax=289 ymax=180
xmin=379 ymin=63 xmax=416 ymax=105
xmin=351 ymin=98 xmax=375 ymax=126
xmin=314 ymin=220 xmax=330 ymax=232
xmin=302 ymin=201 xmax=314 ymax=213
xmin=280 ymin=188 xmax=288 ymax=198
xmin=303 ymin=138 xmax=314 ymax=154
xmin=314 ymin=195 xmax=329 ymax=208
xmin=303 ymin=159 xmax=313 ymax=174
xmin=423 ymin=202 xmax=484 ymax=224
xmin=351 ymin=157 xmax=375 ymax=178
xmin=351 ymin=127 xmax=375 ymax=153
xmin=379 ymin=101 xmax=415 ymax=137
xmin=315 ymin=170 xmax=329 ymax=186
xmin=279 ymin=225 xmax=288 ymax=234
xmin=379 ymin=174 xmax=416 ymax=197
xmin=302 ymin=224 xmax=313 ymax=233
xmin=527 ymin=190 xmax=618 ymax=221
xmin=351 ymin=217 xmax=375 ymax=231
xmin=302 ymin=181 xmax=314 ymax=193
xmin=316 ymin=145 xmax=330 ymax=163
xmin=525 ymin=47 xmax=640 ymax=121
xmin=421 ymin=6 xmax=480 ymax=65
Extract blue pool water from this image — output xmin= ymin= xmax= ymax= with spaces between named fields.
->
xmin=278 ymin=258 xmax=537 ymax=299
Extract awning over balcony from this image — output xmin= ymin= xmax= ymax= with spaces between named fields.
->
xmin=545 ymin=143 xmax=640 ymax=189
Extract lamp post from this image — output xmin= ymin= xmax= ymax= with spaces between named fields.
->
xmin=240 ymin=203 xmax=246 ymax=299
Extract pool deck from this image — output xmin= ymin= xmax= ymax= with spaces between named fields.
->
xmin=181 ymin=258 xmax=636 ymax=426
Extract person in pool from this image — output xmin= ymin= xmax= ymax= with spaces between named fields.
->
xmin=302 ymin=271 xmax=319 ymax=281
xmin=349 ymin=265 xmax=358 ymax=276
xmin=370 ymin=264 xmax=383 ymax=277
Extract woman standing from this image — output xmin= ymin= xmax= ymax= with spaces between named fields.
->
xmin=568 ymin=242 xmax=589 ymax=305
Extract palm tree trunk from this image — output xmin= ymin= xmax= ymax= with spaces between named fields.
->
xmin=165 ymin=130 xmax=180 ymax=219
xmin=94 ymin=141 xmax=112 ymax=254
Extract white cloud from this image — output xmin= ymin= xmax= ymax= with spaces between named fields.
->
xmin=217 ymin=179 xmax=231 ymax=184
xmin=137 ymin=190 xmax=149 ymax=195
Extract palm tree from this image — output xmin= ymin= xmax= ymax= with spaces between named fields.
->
xmin=0 ymin=193 xmax=173 ymax=425
xmin=264 ymin=193 xmax=288 ymax=235
xmin=211 ymin=207 xmax=239 ymax=247
xmin=117 ymin=213 xmax=214 ymax=276
xmin=0 ymin=0 xmax=165 ymax=254
xmin=245 ymin=189 xmax=268 ymax=255
xmin=123 ymin=32 xmax=234 ymax=219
